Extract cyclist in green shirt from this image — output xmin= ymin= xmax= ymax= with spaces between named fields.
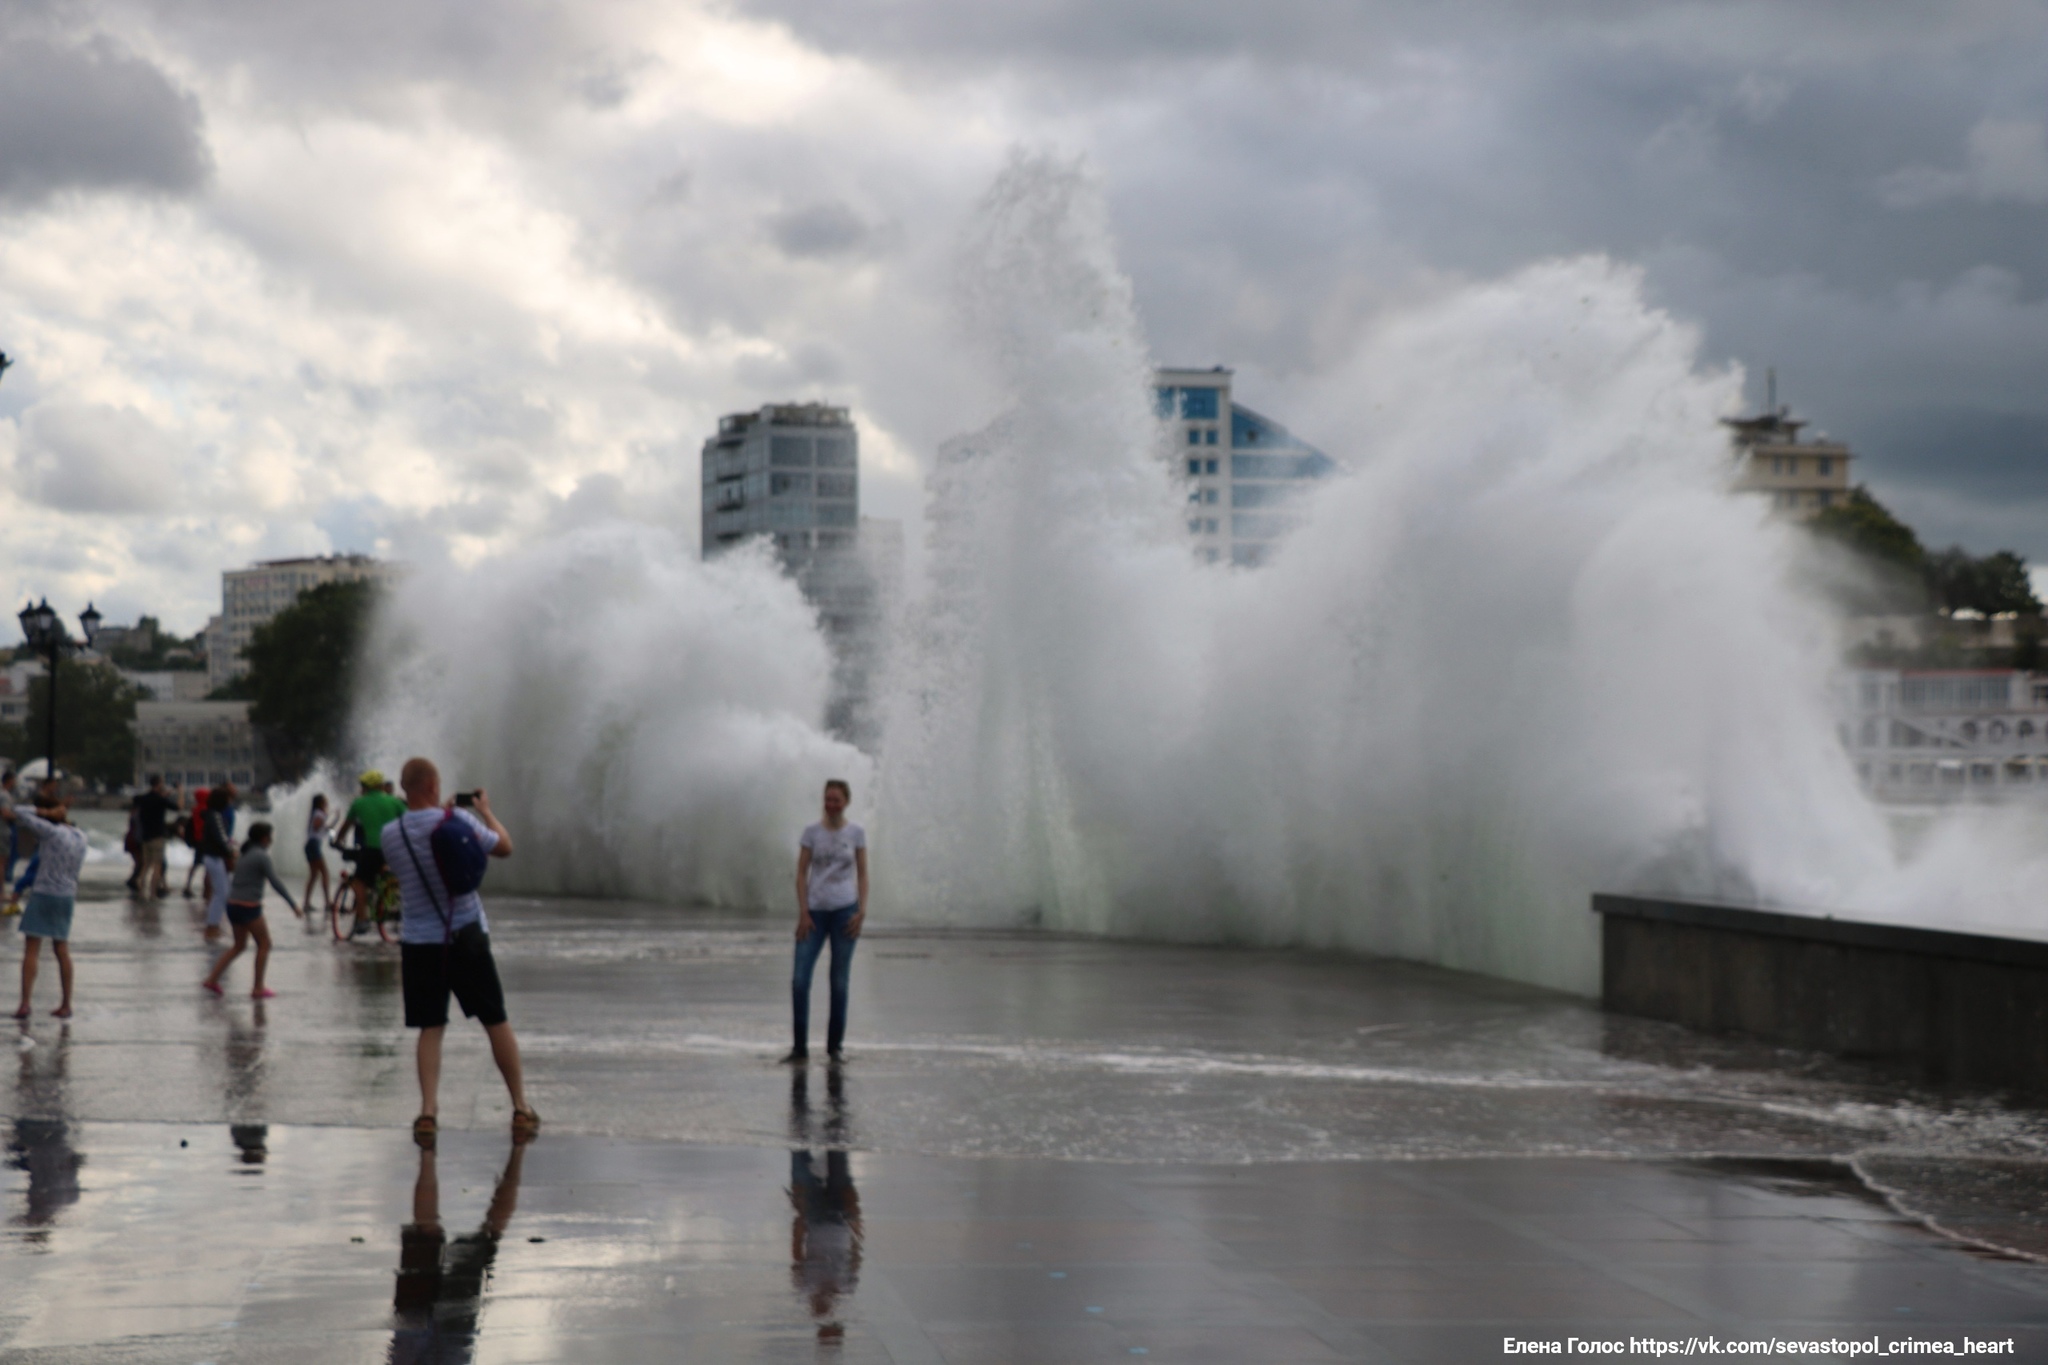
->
xmin=335 ymin=770 xmax=409 ymax=938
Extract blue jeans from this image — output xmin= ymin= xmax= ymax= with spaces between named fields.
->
xmin=792 ymin=905 xmax=859 ymax=1054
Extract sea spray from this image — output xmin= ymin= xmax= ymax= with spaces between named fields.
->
xmin=353 ymin=525 xmax=868 ymax=905
xmin=346 ymin=153 xmax=1934 ymax=993
xmin=874 ymin=156 xmax=1893 ymax=991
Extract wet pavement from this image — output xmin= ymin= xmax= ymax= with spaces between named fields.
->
xmin=3 ymin=863 xmax=2048 ymax=1359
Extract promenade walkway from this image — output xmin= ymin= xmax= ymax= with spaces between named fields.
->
xmin=1 ymin=886 xmax=2045 ymax=1360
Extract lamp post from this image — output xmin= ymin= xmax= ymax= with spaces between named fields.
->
xmin=16 ymin=600 xmax=102 ymax=782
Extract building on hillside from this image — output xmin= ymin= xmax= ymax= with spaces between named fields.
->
xmin=133 ymin=700 xmax=269 ymax=790
xmin=1154 ymin=367 xmax=1334 ymax=567
xmin=210 ymin=555 xmax=400 ymax=692
xmin=121 ymin=670 xmax=212 ymax=703
xmin=699 ymin=403 xmax=898 ymax=745
xmin=1838 ymin=667 xmax=2048 ymax=799
xmin=88 ymin=619 xmax=157 ymax=658
xmin=1722 ymin=376 xmax=1853 ymax=518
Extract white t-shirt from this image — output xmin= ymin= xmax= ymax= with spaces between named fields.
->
xmin=383 ymin=807 xmax=499 ymax=945
xmin=800 ymin=821 xmax=865 ymax=911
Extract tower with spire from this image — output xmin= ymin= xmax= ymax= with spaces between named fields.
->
xmin=1721 ymin=368 xmax=1853 ymax=518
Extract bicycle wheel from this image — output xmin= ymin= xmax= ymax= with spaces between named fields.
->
xmin=375 ymin=876 xmax=399 ymax=944
xmin=332 ymin=882 xmax=363 ymax=942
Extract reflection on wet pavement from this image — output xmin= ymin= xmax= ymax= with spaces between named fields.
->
xmin=790 ymin=1066 xmax=863 ymax=1346
xmin=0 ymin=881 xmax=2045 ymax=1357
xmin=393 ymin=1139 xmax=526 ymax=1364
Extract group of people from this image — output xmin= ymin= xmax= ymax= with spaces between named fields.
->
xmin=3 ymin=753 xmax=874 ymax=1141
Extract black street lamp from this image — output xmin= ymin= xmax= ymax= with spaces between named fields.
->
xmin=16 ymin=600 xmax=103 ymax=782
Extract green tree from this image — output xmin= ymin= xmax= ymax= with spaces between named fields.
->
xmin=1810 ymin=486 xmax=1926 ymax=573
xmin=242 ymin=579 xmax=379 ymax=781
xmin=24 ymin=658 xmax=143 ymax=786
xmin=1925 ymin=546 xmax=2043 ymax=616
xmin=1808 ymin=486 xmax=1928 ymax=614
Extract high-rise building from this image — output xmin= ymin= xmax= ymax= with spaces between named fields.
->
xmin=700 ymin=403 xmax=896 ymax=745
xmin=700 ymin=403 xmax=861 ymax=558
xmin=1154 ymin=367 xmax=1334 ymax=567
xmin=210 ymin=554 xmax=400 ymax=692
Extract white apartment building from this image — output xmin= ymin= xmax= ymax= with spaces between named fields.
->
xmin=1155 ymin=367 xmax=1334 ymax=567
xmin=0 ymin=660 xmax=39 ymax=733
xmin=210 ymin=555 xmax=400 ymax=691
xmin=1839 ymin=668 xmax=2048 ymax=799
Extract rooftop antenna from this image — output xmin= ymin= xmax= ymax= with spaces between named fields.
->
xmin=1766 ymin=365 xmax=1777 ymax=417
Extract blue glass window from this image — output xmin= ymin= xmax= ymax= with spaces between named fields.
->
xmin=1230 ymin=483 xmax=1297 ymax=508
xmin=1205 ymin=429 xmax=1218 ymax=445
xmin=1204 ymin=458 xmax=1219 ymax=475
xmin=1180 ymin=387 xmax=1219 ymax=421
xmin=1187 ymin=429 xmax=1201 ymax=446
xmin=1232 ymin=512 xmax=1297 ymax=539
xmin=1232 ymin=453 xmax=1332 ymax=480
xmin=770 ymin=436 xmax=812 ymax=467
xmin=1155 ymin=388 xmax=1177 ymax=418
xmin=1185 ymin=458 xmax=1201 ymax=475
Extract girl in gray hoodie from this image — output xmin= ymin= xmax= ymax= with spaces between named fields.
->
xmin=203 ymin=822 xmax=298 ymax=1000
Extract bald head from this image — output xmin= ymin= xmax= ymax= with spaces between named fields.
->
xmin=400 ymin=757 xmax=440 ymax=809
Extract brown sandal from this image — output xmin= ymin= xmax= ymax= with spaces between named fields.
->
xmin=412 ymin=1114 xmax=438 ymax=1149
xmin=511 ymin=1107 xmax=541 ymax=1135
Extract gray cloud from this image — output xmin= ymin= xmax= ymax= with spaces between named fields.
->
xmin=9 ymin=0 xmax=2048 ymax=626
xmin=768 ymin=200 xmax=885 ymax=260
xmin=0 ymin=34 xmax=210 ymax=206
xmin=14 ymin=401 xmax=175 ymax=514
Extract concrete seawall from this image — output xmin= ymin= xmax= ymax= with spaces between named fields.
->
xmin=1594 ymin=893 xmax=2048 ymax=1095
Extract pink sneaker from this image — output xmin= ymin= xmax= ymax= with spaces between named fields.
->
xmin=201 ymin=981 xmax=223 ymax=997
xmin=251 ymin=988 xmax=277 ymax=1000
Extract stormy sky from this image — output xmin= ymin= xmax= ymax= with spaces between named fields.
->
xmin=3 ymin=0 xmax=2048 ymax=631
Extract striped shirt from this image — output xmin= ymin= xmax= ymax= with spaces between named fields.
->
xmin=382 ymin=807 xmax=498 ymax=945
xmin=13 ymin=811 xmax=88 ymax=899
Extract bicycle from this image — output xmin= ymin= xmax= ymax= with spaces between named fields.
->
xmin=331 ymin=846 xmax=400 ymax=944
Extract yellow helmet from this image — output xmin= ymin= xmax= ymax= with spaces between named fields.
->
xmin=358 ymin=769 xmax=385 ymax=788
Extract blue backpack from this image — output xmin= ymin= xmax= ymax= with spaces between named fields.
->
xmin=431 ymin=811 xmax=491 ymax=897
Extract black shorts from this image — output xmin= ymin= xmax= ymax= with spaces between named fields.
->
xmin=401 ymin=933 xmax=507 ymax=1029
xmin=226 ymin=901 xmax=263 ymax=927
xmin=351 ymin=847 xmax=385 ymax=884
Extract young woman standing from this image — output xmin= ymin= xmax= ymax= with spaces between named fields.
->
xmin=301 ymin=793 xmax=335 ymax=922
xmin=785 ymin=780 xmax=868 ymax=1065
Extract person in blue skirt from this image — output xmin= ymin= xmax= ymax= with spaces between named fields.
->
xmin=0 ymin=783 xmax=89 ymax=1019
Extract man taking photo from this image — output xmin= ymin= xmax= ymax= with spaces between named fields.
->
xmin=380 ymin=758 xmax=538 ymax=1146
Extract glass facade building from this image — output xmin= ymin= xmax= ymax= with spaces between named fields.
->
xmin=1155 ymin=367 xmax=1333 ymax=567
xmin=701 ymin=403 xmax=896 ymax=745
xmin=701 ymin=403 xmax=861 ymax=558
